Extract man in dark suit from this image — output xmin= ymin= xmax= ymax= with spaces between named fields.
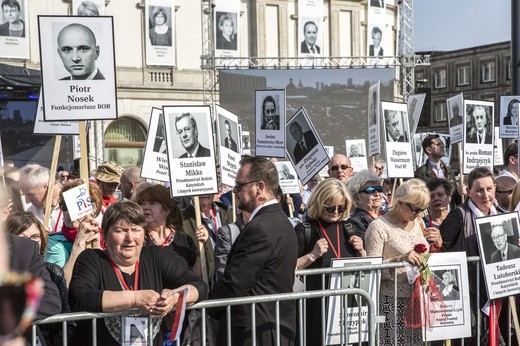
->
xmin=175 ymin=112 xmax=211 ymax=158
xmin=290 ymin=121 xmax=318 ymax=163
xmin=209 ymin=156 xmax=298 ymax=345
xmin=385 ymin=110 xmax=407 ymax=142
xmin=449 ymin=102 xmax=462 ymax=127
xmin=57 ymin=23 xmax=105 ymax=80
xmin=300 ymin=21 xmax=320 ymax=54
xmin=349 ymin=144 xmax=364 ymax=157
xmin=489 ymin=223 xmax=520 ymax=263
xmin=466 ymin=105 xmax=492 ymax=144
xmin=223 ymin=119 xmax=238 ymax=152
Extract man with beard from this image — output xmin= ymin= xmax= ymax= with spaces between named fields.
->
xmin=209 ymin=156 xmax=298 ymax=345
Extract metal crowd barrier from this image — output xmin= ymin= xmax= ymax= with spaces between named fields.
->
xmin=32 ymin=256 xmax=484 ymax=346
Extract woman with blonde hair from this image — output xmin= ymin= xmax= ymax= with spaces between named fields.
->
xmin=365 ymin=178 xmax=442 ymax=345
xmin=295 ymin=178 xmax=365 ymax=345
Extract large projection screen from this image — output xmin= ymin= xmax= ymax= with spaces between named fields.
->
xmin=219 ymin=69 xmax=394 ymax=156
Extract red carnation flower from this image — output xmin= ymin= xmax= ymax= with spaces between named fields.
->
xmin=414 ymin=243 xmax=427 ymax=254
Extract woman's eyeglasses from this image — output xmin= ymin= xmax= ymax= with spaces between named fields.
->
xmin=359 ymin=185 xmax=383 ymax=194
xmin=324 ymin=205 xmax=348 ymax=214
xmin=406 ymin=203 xmax=426 ymax=215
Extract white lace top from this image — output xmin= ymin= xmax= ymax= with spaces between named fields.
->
xmin=365 ymin=216 xmax=428 ymax=297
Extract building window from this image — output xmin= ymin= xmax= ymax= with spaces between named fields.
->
xmin=104 ymin=117 xmax=147 ymax=168
xmin=434 ymin=102 xmax=446 ymax=122
xmin=481 ymin=61 xmax=495 ymax=83
xmin=434 ymin=69 xmax=446 ymax=89
xmin=507 ymin=57 xmax=512 ymax=80
xmin=457 ymin=65 xmax=470 ymax=86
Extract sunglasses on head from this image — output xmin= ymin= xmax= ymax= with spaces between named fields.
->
xmin=329 ymin=164 xmax=352 ymax=171
xmin=324 ymin=204 xmax=348 ymax=214
xmin=358 ymin=185 xmax=383 ymax=194
xmin=0 ymin=272 xmax=44 ymax=344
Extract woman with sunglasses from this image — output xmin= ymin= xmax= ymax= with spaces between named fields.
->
xmin=365 ymin=178 xmax=442 ymax=345
xmin=295 ymin=178 xmax=364 ymax=346
xmin=45 ymin=179 xmax=105 ymax=285
xmin=345 ymin=169 xmax=384 ymax=239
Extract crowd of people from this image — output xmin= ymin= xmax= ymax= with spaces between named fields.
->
xmin=1 ymin=135 xmax=520 ymax=345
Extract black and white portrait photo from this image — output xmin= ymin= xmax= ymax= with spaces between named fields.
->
xmin=499 ymin=96 xmax=520 ymax=139
xmin=148 ymin=6 xmax=172 ymax=46
xmin=56 ymin=23 xmax=104 ymax=80
xmin=369 ymin=89 xmax=378 ymax=127
xmin=370 ymin=0 xmax=384 ymax=8
xmin=260 ymin=95 xmax=280 ymax=130
xmin=348 ymin=143 xmax=364 ymax=157
xmin=432 ymin=270 xmax=460 ymax=302
xmin=449 ymin=100 xmax=463 ymax=127
xmin=153 ymin=112 xmax=166 ymax=154
xmin=277 ymin=163 xmax=295 ymax=180
xmin=384 ymin=109 xmax=408 ymax=142
xmin=465 ymin=103 xmax=492 ymax=145
xmin=218 ymin=116 xmax=239 ymax=153
xmin=289 ymin=120 xmax=318 ymax=163
xmin=141 ymin=108 xmax=169 ymax=183
xmin=174 ymin=112 xmax=211 ymax=158
xmin=0 ymin=0 xmax=24 ymax=37
xmin=300 ymin=20 xmax=320 ymax=55
xmin=215 ymin=11 xmax=237 ymax=51
xmin=369 ymin=26 xmax=383 ymax=57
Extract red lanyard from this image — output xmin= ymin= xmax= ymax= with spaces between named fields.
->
xmin=428 ymin=213 xmax=433 ymax=227
xmin=107 ymin=256 xmax=139 ymax=291
xmin=53 ymin=210 xmax=62 ymax=233
xmin=317 ymin=220 xmax=341 ymax=258
xmin=161 ymin=230 xmax=174 ymax=247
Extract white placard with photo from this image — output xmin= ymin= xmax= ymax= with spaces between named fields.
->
xmin=0 ymin=0 xmax=29 ymax=59
xmin=62 ymin=183 xmax=93 ymax=221
xmin=141 ymin=107 xmax=169 ymax=182
xmin=72 ymin=0 xmax=105 ymax=15
xmin=162 ymin=105 xmax=218 ymax=197
xmin=274 ymin=161 xmax=300 ymax=194
xmin=145 ymin=0 xmax=175 ymax=67
xmin=241 ymin=129 xmax=251 ymax=155
xmin=255 ymin=89 xmax=286 ymax=158
xmin=216 ymin=105 xmax=240 ymax=187
xmin=407 ymin=93 xmax=426 ymax=137
xmin=318 ymin=145 xmax=334 ymax=178
xmin=33 ymin=89 xmax=79 ymax=135
xmin=73 ymin=135 xmax=81 ymax=160
xmin=298 ymin=0 xmax=323 ymax=57
xmin=421 ymin=252 xmax=472 ymax=341
xmin=368 ymin=82 xmax=381 ymax=157
xmin=462 ymin=100 xmax=494 ymax=174
xmin=499 ymin=95 xmax=520 ymax=139
xmin=345 ymin=139 xmax=368 ymax=173
xmin=447 ymin=94 xmax=464 ymax=144
xmin=214 ymin=0 xmax=240 ymax=58
xmin=326 ymin=257 xmax=382 ymax=345
xmin=286 ymin=107 xmax=329 ymax=185
xmin=381 ymin=101 xmax=414 ymax=178
xmin=475 ymin=212 xmax=520 ymax=300
xmin=38 ymin=16 xmax=117 ymax=121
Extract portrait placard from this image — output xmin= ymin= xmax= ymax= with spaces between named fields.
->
xmin=216 ymin=105 xmax=240 ymax=187
xmin=0 ymin=0 xmax=29 ymax=59
xmin=33 ymin=89 xmax=79 ymax=135
xmin=141 ymin=107 xmax=169 ymax=182
xmin=241 ymin=129 xmax=251 ymax=155
xmin=326 ymin=257 xmax=382 ymax=345
xmin=345 ymin=139 xmax=367 ymax=173
xmin=38 ymin=16 xmax=117 ymax=121
xmin=499 ymin=95 xmax=520 ymax=139
xmin=298 ymin=0 xmax=323 ymax=57
xmin=421 ymin=252 xmax=472 ymax=341
xmin=367 ymin=82 xmax=381 ymax=157
xmin=274 ymin=161 xmax=300 ymax=194
xmin=145 ymin=0 xmax=175 ymax=67
xmin=318 ymin=145 xmax=334 ymax=178
xmin=214 ymin=0 xmax=240 ymax=58
xmin=62 ymin=183 xmax=93 ymax=221
xmin=475 ymin=212 xmax=520 ymax=300
xmin=407 ymin=93 xmax=425 ymax=137
xmin=162 ymin=105 xmax=218 ymax=197
xmin=462 ymin=100 xmax=494 ymax=174
xmin=286 ymin=107 xmax=329 ymax=185
xmin=255 ymin=89 xmax=286 ymax=158
xmin=493 ymin=127 xmax=504 ymax=167
xmin=447 ymin=94 xmax=464 ymax=143
xmin=381 ymin=101 xmax=414 ymax=178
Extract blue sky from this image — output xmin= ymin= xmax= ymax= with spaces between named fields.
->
xmin=414 ymin=0 xmax=510 ymax=52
